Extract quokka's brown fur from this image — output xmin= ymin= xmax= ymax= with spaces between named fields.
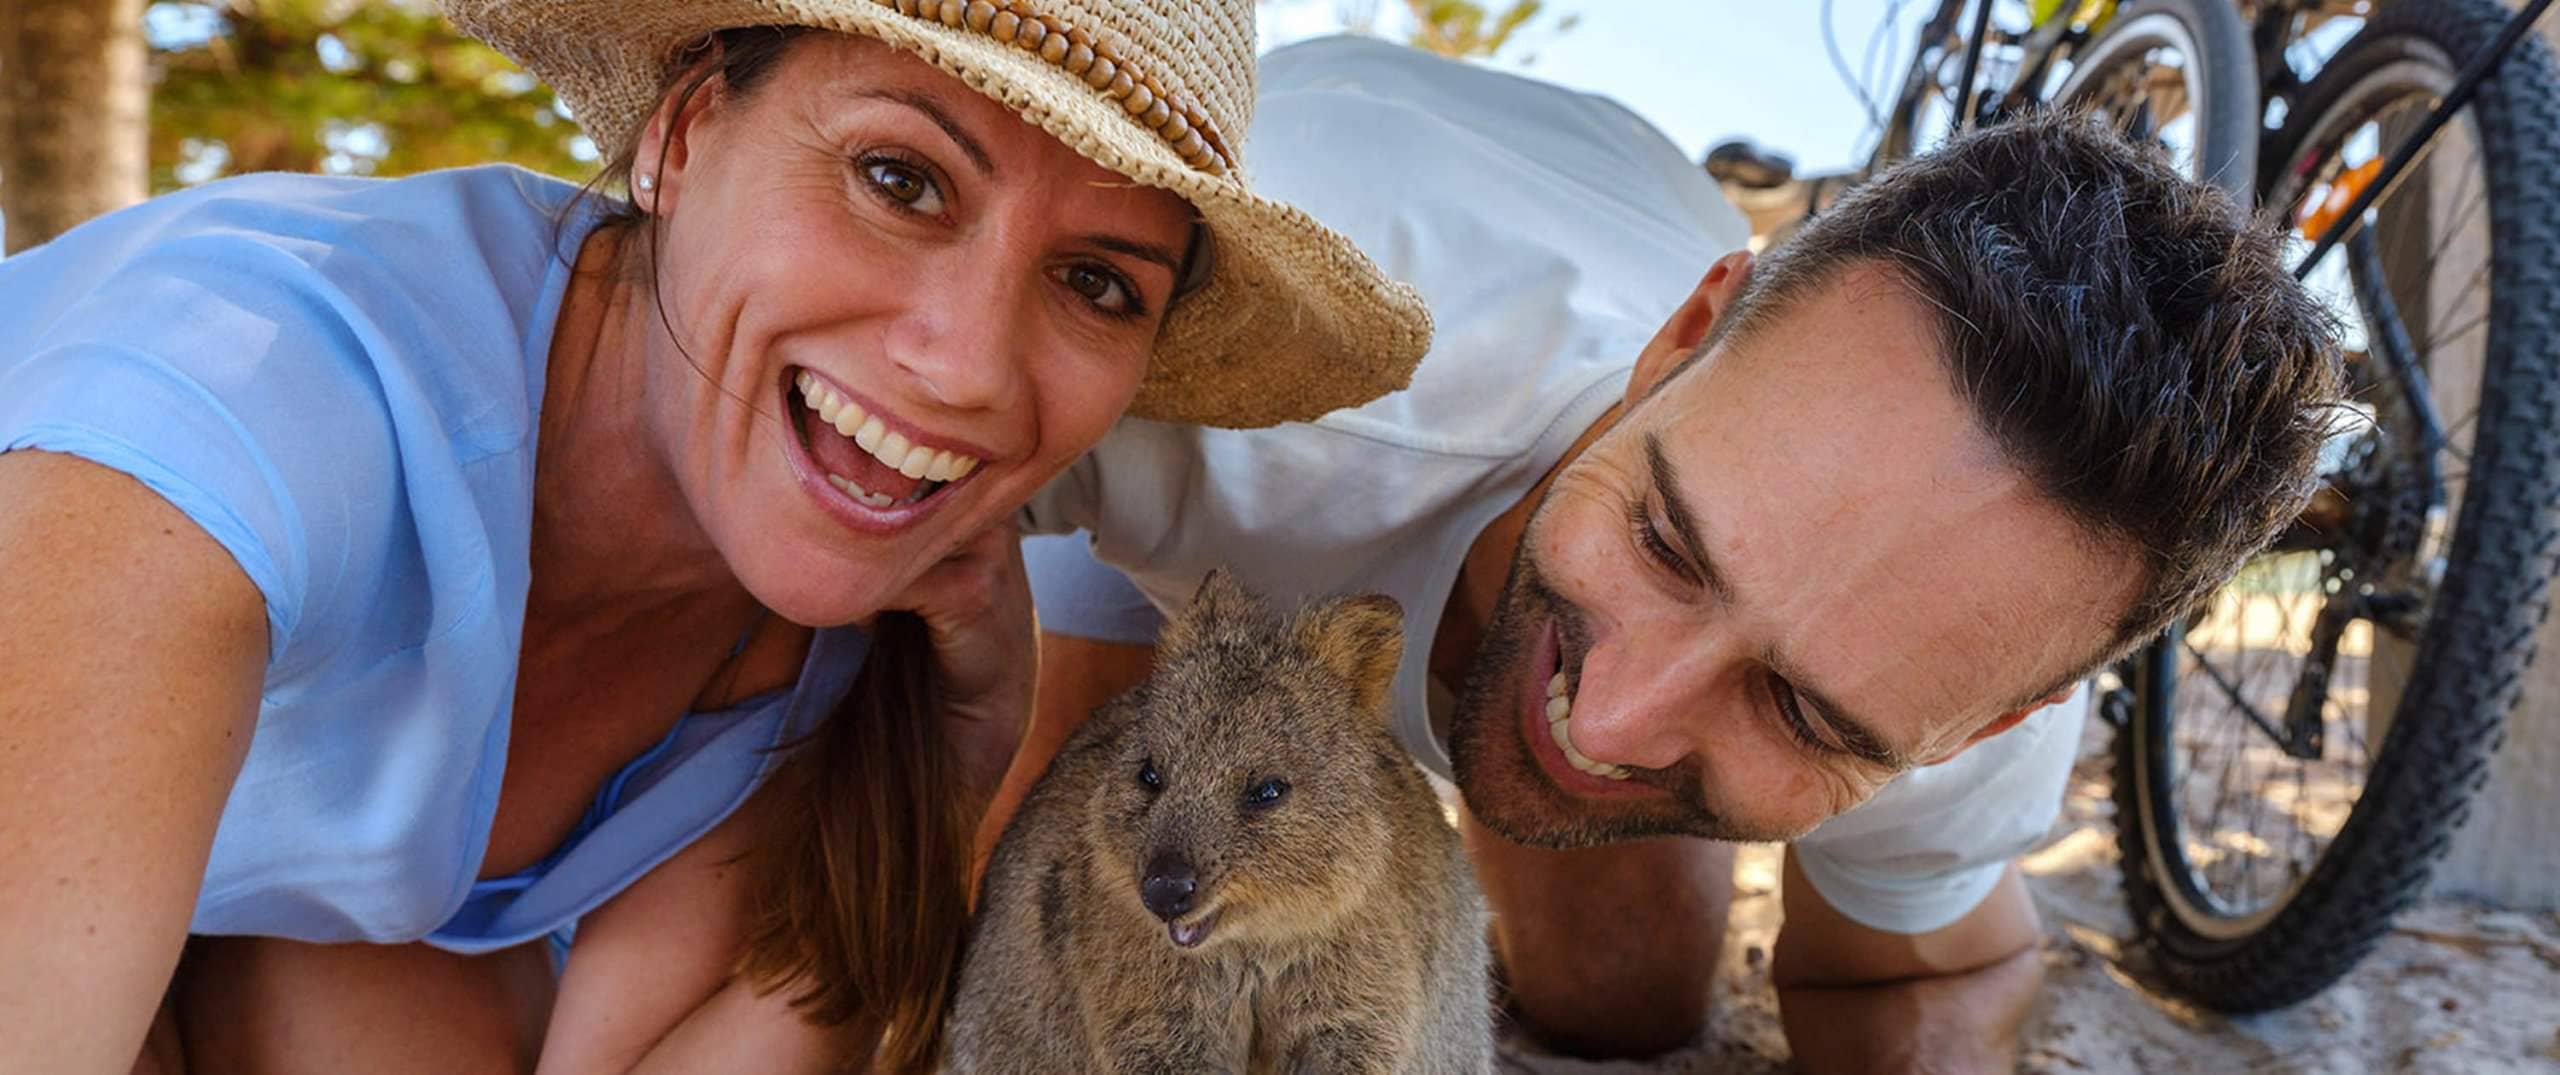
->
xmin=949 ymin=572 xmax=1492 ymax=1074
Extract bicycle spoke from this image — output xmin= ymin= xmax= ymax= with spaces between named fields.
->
xmin=2418 ymin=164 xmax=2495 ymax=267
xmin=2411 ymin=283 xmax=2493 ymax=355
xmin=2181 ymin=636 xmax=2286 ymax=744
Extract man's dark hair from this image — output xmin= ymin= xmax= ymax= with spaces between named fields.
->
xmin=1712 ymin=110 xmax=2344 ymax=675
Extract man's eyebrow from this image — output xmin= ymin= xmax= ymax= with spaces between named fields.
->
xmin=1642 ymin=430 xmax=1914 ymax=768
xmin=856 ymin=88 xmax=995 ymax=177
xmin=1642 ymin=433 xmax=1735 ymax=604
xmin=1788 ymin=678 xmax=1911 ymax=768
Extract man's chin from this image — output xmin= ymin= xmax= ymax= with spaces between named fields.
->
xmin=1448 ymin=710 xmax=1728 ymax=848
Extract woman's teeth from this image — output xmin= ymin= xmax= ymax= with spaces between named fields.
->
xmin=1547 ymin=671 xmax=1632 ymax=781
xmin=794 ymin=371 xmax=984 ymax=485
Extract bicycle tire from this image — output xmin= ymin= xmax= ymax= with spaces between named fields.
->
xmin=2050 ymin=0 xmax=2260 ymax=197
xmin=2113 ymin=0 xmax=2560 ymax=1012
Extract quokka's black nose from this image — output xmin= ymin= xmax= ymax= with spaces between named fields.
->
xmin=1140 ymin=851 xmax=1198 ymax=920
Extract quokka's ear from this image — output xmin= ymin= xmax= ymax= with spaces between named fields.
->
xmin=1296 ymin=593 xmax=1405 ymax=715
xmin=1160 ymin=568 xmax=1269 ymax=655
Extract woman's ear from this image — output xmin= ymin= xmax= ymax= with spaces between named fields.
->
xmin=629 ymin=65 xmax=727 ymax=216
xmin=1624 ymin=250 xmax=1755 ymax=402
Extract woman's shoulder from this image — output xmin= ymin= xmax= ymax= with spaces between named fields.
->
xmin=4 ymin=165 xmax=587 ymax=316
xmin=0 ymin=165 xmax=600 ymax=684
xmin=1 ymin=165 xmax=598 ymax=452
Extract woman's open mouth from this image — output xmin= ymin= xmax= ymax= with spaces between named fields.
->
xmin=782 ymin=367 xmax=984 ymax=526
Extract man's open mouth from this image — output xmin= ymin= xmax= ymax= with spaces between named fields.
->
xmin=787 ymin=368 xmax=981 ymax=509
xmin=1535 ymin=617 xmax=1631 ymax=783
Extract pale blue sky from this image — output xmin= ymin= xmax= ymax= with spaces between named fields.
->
xmin=1258 ymin=0 xmax=1928 ymax=176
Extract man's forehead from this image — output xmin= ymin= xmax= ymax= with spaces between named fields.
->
xmin=1626 ymin=276 xmax=2134 ymax=738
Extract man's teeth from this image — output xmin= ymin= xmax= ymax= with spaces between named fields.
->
xmin=1546 ymin=670 xmax=1632 ymax=781
xmin=794 ymin=371 xmax=983 ymax=485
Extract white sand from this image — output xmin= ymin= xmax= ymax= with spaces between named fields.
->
xmin=1497 ymin=720 xmax=2560 ymax=1074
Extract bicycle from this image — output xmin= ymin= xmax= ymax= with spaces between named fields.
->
xmin=1716 ymin=0 xmax=2560 ymax=1012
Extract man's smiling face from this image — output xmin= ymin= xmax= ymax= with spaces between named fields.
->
xmin=1447 ymin=263 xmax=2141 ymax=847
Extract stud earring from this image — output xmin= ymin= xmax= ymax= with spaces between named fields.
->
xmin=635 ymin=173 xmax=655 ymax=192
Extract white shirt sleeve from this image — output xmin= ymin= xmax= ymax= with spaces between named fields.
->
xmin=1788 ymin=682 xmax=2091 ymax=934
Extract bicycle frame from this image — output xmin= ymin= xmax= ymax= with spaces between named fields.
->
xmin=1864 ymin=0 xmax=2123 ymax=176
xmin=2275 ymin=0 xmax=2555 ymax=278
xmin=1874 ymin=0 xmax=2555 ymax=279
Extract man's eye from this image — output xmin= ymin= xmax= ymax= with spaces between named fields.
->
xmin=860 ymin=156 xmax=945 ymax=215
xmin=1630 ymin=501 xmax=1694 ymax=583
xmin=1056 ymin=263 xmax=1145 ymax=319
xmin=1769 ymin=677 xmax=1828 ymax=752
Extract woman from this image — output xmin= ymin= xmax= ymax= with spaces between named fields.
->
xmin=0 ymin=0 xmax=1429 ymax=1070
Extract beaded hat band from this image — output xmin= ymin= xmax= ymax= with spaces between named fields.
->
xmin=439 ymin=0 xmax=1433 ymax=429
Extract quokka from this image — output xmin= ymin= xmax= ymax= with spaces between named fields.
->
xmin=949 ymin=571 xmax=1492 ymax=1074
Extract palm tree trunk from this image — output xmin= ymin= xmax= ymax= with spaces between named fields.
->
xmin=0 ymin=0 xmax=148 ymax=254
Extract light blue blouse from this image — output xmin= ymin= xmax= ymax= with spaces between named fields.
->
xmin=0 ymin=165 xmax=863 ymax=952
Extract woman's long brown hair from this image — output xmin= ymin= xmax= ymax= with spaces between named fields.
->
xmin=564 ymin=29 xmax=978 ymax=1072
xmin=738 ymin=612 xmax=973 ymax=1073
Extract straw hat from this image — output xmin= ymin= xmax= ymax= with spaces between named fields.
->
xmin=439 ymin=0 xmax=1431 ymax=429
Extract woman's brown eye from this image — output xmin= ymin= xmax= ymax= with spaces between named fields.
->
xmin=862 ymin=159 xmax=943 ymax=214
xmin=1061 ymin=264 xmax=1137 ymax=316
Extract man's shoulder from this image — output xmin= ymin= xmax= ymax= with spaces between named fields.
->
xmin=1251 ymin=36 xmax=1747 ymax=260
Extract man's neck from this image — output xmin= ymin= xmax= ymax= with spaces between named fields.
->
xmin=1430 ymin=400 xmax=1626 ymax=686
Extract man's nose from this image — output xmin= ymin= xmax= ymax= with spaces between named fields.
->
xmin=1564 ymin=633 xmax=1730 ymax=772
xmin=880 ymin=261 xmax=1034 ymax=413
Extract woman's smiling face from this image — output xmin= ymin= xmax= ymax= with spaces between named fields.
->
xmin=630 ymin=32 xmax=1194 ymax=626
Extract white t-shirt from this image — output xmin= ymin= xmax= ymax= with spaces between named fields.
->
xmin=1019 ymin=34 xmax=2084 ymax=935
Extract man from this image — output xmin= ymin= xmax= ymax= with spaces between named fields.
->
xmin=1002 ymin=35 xmax=2340 ymax=1071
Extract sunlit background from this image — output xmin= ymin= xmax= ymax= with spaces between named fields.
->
xmin=0 ymin=0 xmax=1943 ymax=250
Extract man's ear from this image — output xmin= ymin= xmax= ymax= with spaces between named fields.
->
xmin=1924 ymin=685 xmax=2079 ymax=766
xmin=1625 ymin=250 xmax=1755 ymax=403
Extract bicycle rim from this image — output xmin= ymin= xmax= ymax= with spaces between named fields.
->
xmin=2051 ymin=0 xmax=2259 ymax=196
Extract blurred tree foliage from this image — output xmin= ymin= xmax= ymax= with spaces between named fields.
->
xmin=136 ymin=0 xmax=1571 ymax=193
xmin=1287 ymin=0 xmax=1574 ymax=62
xmin=148 ymin=0 xmax=588 ymax=191
xmin=1401 ymin=0 xmax=1575 ymax=62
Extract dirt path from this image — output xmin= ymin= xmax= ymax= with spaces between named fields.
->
xmin=1498 ymin=721 xmax=2560 ymax=1074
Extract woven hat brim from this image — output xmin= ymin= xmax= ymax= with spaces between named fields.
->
xmin=442 ymin=0 xmax=1433 ymax=429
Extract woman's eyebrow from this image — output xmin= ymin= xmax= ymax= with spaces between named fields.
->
xmin=1081 ymin=235 xmax=1182 ymax=274
xmin=854 ymin=87 xmax=995 ymax=177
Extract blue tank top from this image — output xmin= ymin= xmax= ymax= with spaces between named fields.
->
xmin=0 ymin=166 xmax=866 ymax=951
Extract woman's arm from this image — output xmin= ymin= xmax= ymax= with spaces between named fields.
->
xmin=0 ymin=451 xmax=268 ymax=1072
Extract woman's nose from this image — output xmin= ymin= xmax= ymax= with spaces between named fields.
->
xmin=880 ymin=261 xmax=1034 ymax=412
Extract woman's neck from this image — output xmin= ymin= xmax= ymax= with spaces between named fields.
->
xmin=526 ymin=225 xmax=757 ymax=640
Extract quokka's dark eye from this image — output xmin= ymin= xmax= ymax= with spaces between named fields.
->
xmin=1243 ymin=779 xmax=1290 ymax=810
xmin=1137 ymin=760 xmax=1162 ymax=793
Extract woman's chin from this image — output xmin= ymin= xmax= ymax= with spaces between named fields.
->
xmin=733 ymin=550 xmax=912 ymax=629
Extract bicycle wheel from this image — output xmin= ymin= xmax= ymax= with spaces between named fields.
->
xmin=2111 ymin=0 xmax=2560 ymax=1012
xmin=2050 ymin=0 xmax=2259 ymax=197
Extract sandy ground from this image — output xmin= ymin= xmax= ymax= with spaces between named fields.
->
xmin=1497 ymin=718 xmax=2560 ymax=1075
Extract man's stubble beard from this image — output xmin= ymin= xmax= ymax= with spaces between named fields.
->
xmin=1444 ymin=514 xmax=1763 ymax=849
